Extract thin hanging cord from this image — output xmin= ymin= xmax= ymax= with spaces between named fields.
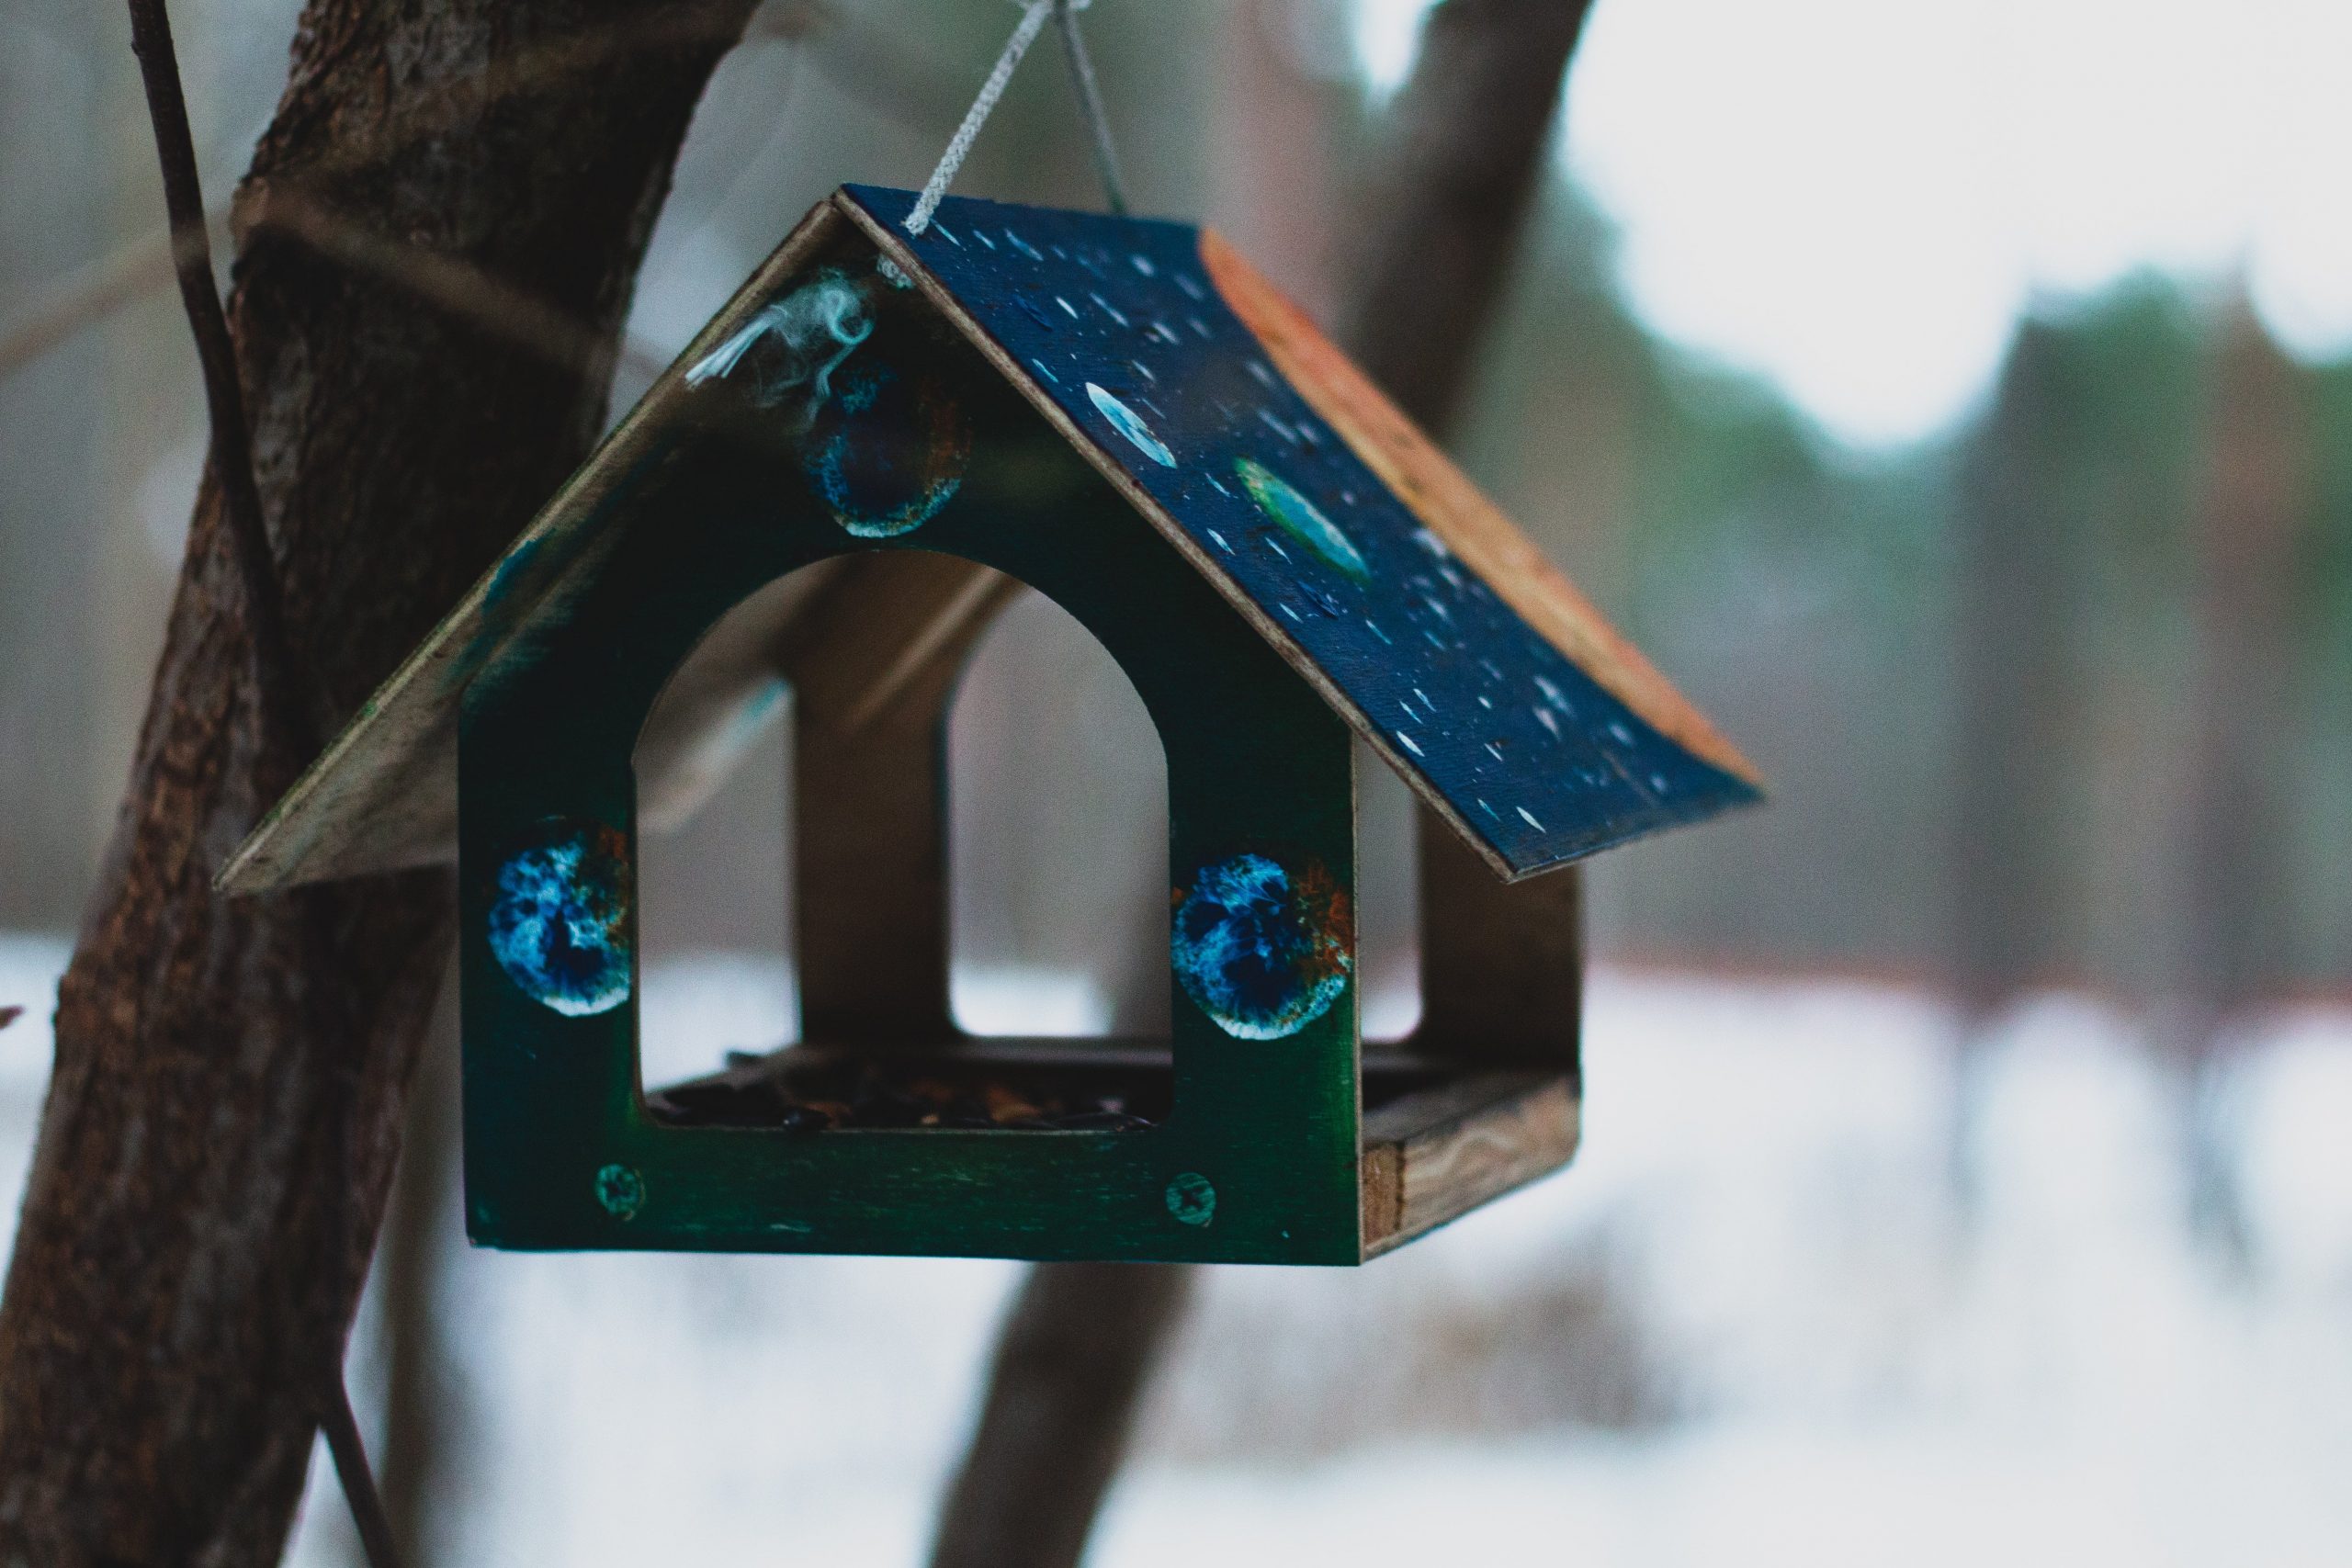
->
xmin=904 ymin=1 xmax=1053 ymax=236
xmin=904 ymin=0 xmax=1128 ymax=235
xmin=1052 ymin=0 xmax=1127 ymax=215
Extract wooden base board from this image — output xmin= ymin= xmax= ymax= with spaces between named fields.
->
xmin=643 ymin=1040 xmax=1579 ymax=1259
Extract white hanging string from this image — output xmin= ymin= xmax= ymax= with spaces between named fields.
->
xmin=1052 ymin=0 xmax=1128 ymax=215
xmin=903 ymin=0 xmax=1127 ymax=236
xmin=903 ymin=2 xmax=1055 ymax=237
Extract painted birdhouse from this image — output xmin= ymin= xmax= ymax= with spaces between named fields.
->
xmin=221 ymin=186 xmax=1759 ymax=1266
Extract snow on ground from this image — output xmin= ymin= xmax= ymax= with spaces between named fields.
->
xmin=2 ymin=933 xmax=2348 ymax=1563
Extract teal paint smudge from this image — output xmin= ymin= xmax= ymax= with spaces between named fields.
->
xmin=1236 ymin=457 xmax=1369 ymax=581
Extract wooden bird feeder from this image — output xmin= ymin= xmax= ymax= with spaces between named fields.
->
xmin=221 ymin=186 xmax=1759 ymax=1266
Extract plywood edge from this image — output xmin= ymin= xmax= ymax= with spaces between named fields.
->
xmin=1198 ymin=228 xmax=1761 ymax=792
xmin=218 ymin=197 xmax=855 ymax=895
xmin=1360 ymin=1071 xmax=1578 ymax=1258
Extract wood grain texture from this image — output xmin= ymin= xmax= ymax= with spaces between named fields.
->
xmin=0 ymin=3 xmax=752 ymax=1561
xmin=1361 ymin=1072 xmax=1578 ymax=1255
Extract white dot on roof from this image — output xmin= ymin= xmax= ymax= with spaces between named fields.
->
xmin=1365 ymin=619 xmax=1391 ymax=644
xmin=1130 ymin=359 xmax=1157 ymax=383
xmin=1651 ymin=773 xmax=1670 ymax=792
xmin=1412 ymin=688 xmax=1431 ymax=707
xmin=1091 ymin=292 xmax=1130 ymax=327
xmin=1190 ymin=316 xmax=1213 ymax=339
xmin=1206 ymin=476 xmax=1233 ymax=497
xmin=1517 ymin=807 xmax=1545 ymax=830
xmin=1029 ymin=358 xmax=1059 ymax=385
xmin=1477 ymin=695 xmax=1494 ymax=710
xmin=1396 ymin=731 xmax=1426 ymax=758
xmin=1478 ymin=799 xmax=1498 ymax=818
xmin=1608 ymin=721 xmax=1634 ymax=745
xmin=1176 ymin=274 xmax=1205 ymax=300
xmin=1247 ymin=360 xmax=1276 ymax=388
xmin=1085 ymin=382 xmax=1178 ymax=467
xmin=1534 ymin=708 xmax=1562 ymax=739
xmin=1132 ymin=254 xmax=1156 ymax=275
xmin=1485 ymin=741 xmax=1506 ymax=762
xmin=934 ymin=222 xmax=962 ymax=246
xmin=976 ymin=231 xmax=997 ymax=250
xmin=1281 ymin=604 xmax=1303 ymax=621
xmin=1208 ymin=528 xmax=1232 ymax=551
xmin=1056 ymin=296 xmax=1080 ymax=319
xmin=1411 ymin=527 xmax=1448 ymax=558
xmin=1400 ymin=701 xmax=1419 ymax=721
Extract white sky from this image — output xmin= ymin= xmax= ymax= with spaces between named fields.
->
xmin=1353 ymin=0 xmax=2352 ymax=448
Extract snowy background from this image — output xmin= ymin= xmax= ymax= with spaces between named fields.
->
xmin=6 ymin=935 xmax=2347 ymax=1564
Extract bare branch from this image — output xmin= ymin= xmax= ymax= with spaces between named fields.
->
xmin=126 ymin=0 xmax=320 ymax=766
xmin=242 ymin=186 xmax=673 ymax=386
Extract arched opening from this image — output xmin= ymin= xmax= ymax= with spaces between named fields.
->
xmin=628 ymin=566 xmax=819 ymax=1089
xmin=947 ymin=587 xmax=1169 ymax=1039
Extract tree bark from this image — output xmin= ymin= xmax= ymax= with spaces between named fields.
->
xmin=926 ymin=6 xmax=1595 ymax=1566
xmin=0 ymin=3 xmax=753 ymax=1562
xmin=1337 ymin=0 xmax=1597 ymax=435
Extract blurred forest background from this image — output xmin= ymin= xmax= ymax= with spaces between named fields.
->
xmin=3 ymin=0 xmax=2350 ymax=1562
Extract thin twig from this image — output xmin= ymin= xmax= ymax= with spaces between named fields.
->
xmin=242 ymin=186 xmax=672 ymax=384
xmin=125 ymin=0 xmax=320 ymax=764
xmin=0 ymin=225 xmax=183 ymax=379
xmin=319 ymin=1373 xmax=405 ymax=1568
xmin=3 ymin=0 xmax=964 ymax=390
xmin=125 ymin=6 xmax=395 ymax=1564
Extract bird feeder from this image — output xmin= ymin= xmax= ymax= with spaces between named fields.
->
xmin=222 ymin=186 xmax=1759 ymax=1265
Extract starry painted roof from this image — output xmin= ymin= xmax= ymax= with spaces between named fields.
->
xmin=220 ymin=186 xmax=1756 ymax=896
xmin=833 ymin=185 xmax=1758 ymax=879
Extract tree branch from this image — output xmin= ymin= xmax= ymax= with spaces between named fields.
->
xmin=0 ymin=4 xmax=759 ymax=1561
xmin=126 ymin=0 xmax=319 ymax=766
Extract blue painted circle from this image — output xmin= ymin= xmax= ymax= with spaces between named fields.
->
xmin=1236 ymin=457 xmax=1369 ymax=581
xmin=1085 ymin=381 xmax=1177 ymax=467
xmin=1170 ymin=853 xmax=1352 ymax=1041
xmin=486 ymin=821 xmax=632 ymax=1018
xmin=810 ymin=365 xmax=970 ymax=538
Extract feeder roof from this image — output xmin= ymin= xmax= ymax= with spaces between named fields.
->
xmin=220 ymin=186 xmax=1758 ymax=896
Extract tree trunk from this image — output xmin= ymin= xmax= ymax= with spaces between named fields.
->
xmin=0 ymin=3 xmax=752 ymax=1562
xmin=2168 ymin=300 xmax=2305 ymax=1262
xmin=926 ymin=5 xmax=1595 ymax=1565
xmin=1944 ymin=321 xmax=2081 ymax=1209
